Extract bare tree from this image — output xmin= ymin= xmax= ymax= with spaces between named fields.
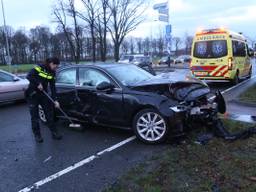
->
xmin=52 ymin=0 xmax=79 ymax=63
xmin=77 ymin=0 xmax=99 ymax=62
xmin=184 ymin=33 xmax=193 ymax=55
xmin=0 ymin=26 xmax=13 ymax=64
xmin=172 ymin=37 xmax=182 ymax=56
xmin=157 ymin=36 xmax=164 ymax=56
xmin=95 ymin=0 xmax=111 ymax=61
xmin=107 ymin=0 xmax=146 ymax=61
xmin=66 ymin=0 xmax=83 ymax=63
xmin=135 ymin=37 xmax=142 ymax=54
xmin=12 ymin=30 xmax=29 ymax=64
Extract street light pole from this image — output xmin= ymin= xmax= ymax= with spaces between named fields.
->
xmin=1 ymin=0 xmax=11 ymax=71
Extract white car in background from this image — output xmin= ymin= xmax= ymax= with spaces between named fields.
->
xmin=0 ymin=69 xmax=29 ymax=103
xmin=174 ymin=55 xmax=192 ymax=64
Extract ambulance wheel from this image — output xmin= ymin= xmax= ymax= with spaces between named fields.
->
xmin=247 ymin=67 xmax=252 ymax=79
xmin=232 ymin=72 xmax=240 ymax=85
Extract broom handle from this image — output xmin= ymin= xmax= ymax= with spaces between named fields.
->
xmin=42 ymin=90 xmax=74 ymax=124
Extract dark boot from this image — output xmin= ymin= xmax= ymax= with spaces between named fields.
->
xmin=52 ymin=131 xmax=62 ymax=140
xmin=34 ymin=134 xmax=44 ymax=143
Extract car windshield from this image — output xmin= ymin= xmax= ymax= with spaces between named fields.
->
xmin=107 ymin=65 xmax=153 ymax=86
xmin=193 ymin=40 xmax=228 ymax=58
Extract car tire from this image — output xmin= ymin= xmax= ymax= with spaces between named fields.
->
xmin=232 ymin=72 xmax=240 ymax=85
xmin=39 ymin=104 xmax=47 ymax=123
xmin=133 ymin=108 xmax=169 ymax=144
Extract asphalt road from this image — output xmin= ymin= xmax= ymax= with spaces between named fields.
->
xmin=0 ymin=61 xmax=255 ymax=192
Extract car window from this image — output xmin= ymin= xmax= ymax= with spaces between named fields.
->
xmin=107 ymin=65 xmax=153 ymax=86
xmin=0 ymin=72 xmax=13 ymax=82
xmin=79 ymin=68 xmax=111 ymax=88
xmin=56 ymin=68 xmax=76 ymax=85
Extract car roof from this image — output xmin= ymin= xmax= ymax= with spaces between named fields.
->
xmin=59 ymin=63 xmax=133 ymax=70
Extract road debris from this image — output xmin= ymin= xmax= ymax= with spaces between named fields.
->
xmin=43 ymin=156 xmax=52 ymax=163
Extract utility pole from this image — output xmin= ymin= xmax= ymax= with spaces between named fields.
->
xmin=1 ymin=0 xmax=11 ymax=72
xmin=167 ymin=0 xmax=171 ymax=54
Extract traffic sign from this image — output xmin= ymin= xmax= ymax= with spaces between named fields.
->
xmin=159 ymin=15 xmax=169 ymax=23
xmin=153 ymin=2 xmax=168 ymax=10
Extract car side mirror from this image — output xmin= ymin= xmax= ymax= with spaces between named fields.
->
xmin=13 ymin=76 xmax=20 ymax=82
xmin=96 ymin=81 xmax=115 ymax=92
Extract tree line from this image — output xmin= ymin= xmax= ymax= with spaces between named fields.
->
xmin=0 ymin=0 xmax=195 ymax=65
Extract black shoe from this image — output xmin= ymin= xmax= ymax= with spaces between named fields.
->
xmin=35 ymin=134 xmax=44 ymax=143
xmin=52 ymin=132 xmax=62 ymax=140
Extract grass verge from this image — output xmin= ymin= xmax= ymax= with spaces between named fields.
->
xmin=105 ymin=119 xmax=256 ymax=192
xmin=0 ymin=64 xmax=35 ymax=73
xmin=239 ymin=84 xmax=256 ymax=104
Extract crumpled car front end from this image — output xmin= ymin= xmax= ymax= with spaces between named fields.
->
xmin=168 ymin=80 xmax=226 ymax=136
xmin=130 ymin=73 xmax=227 ymax=141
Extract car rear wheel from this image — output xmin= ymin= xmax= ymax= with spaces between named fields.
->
xmin=39 ymin=105 xmax=47 ymax=123
xmin=133 ymin=109 xmax=169 ymax=144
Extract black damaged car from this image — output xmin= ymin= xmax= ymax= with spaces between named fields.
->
xmin=39 ymin=64 xmax=225 ymax=144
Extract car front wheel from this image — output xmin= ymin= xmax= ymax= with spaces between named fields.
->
xmin=38 ymin=105 xmax=47 ymax=123
xmin=133 ymin=109 xmax=169 ymax=144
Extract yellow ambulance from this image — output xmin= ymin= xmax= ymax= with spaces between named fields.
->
xmin=190 ymin=28 xmax=253 ymax=84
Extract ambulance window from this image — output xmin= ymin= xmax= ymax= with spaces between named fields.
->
xmin=212 ymin=41 xmax=227 ymax=57
xmin=194 ymin=40 xmax=227 ymax=58
xmin=195 ymin=42 xmax=207 ymax=57
xmin=232 ymin=41 xmax=246 ymax=57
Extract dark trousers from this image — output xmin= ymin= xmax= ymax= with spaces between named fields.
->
xmin=27 ymin=93 xmax=57 ymax=136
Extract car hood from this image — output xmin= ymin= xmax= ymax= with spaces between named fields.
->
xmin=130 ymin=73 xmax=210 ymax=102
xmin=133 ymin=72 xmax=206 ymax=86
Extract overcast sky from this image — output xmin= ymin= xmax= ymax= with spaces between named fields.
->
xmin=1 ymin=0 xmax=256 ymax=39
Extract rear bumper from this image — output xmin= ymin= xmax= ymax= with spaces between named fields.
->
xmin=191 ymin=68 xmax=235 ymax=80
xmin=195 ymin=76 xmax=231 ymax=81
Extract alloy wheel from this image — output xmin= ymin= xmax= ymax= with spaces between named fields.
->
xmin=38 ymin=105 xmax=47 ymax=123
xmin=136 ymin=112 xmax=167 ymax=142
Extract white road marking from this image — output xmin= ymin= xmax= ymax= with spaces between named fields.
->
xmin=221 ymin=75 xmax=256 ymax=94
xmin=19 ymin=136 xmax=136 ymax=192
xmin=209 ymin=75 xmax=256 ymax=100
xmin=18 ymin=73 xmax=256 ymax=192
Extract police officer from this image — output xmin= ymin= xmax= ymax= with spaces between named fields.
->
xmin=26 ymin=57 xmax=62 ymax=143
xmin=167 ymin=56 xmax=171 ymax=68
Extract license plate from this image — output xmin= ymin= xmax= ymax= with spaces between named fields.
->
xmin=194 ymin=71 xmax=208 ymax=76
